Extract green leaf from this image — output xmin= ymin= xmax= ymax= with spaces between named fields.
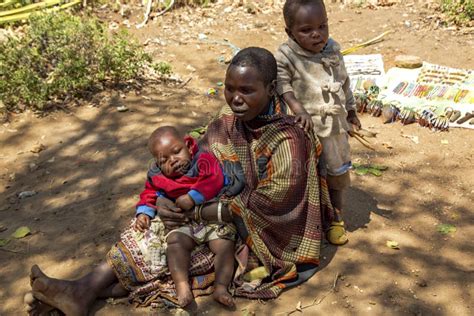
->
xmin=11 ymin=226 xmax=31 ymax=239
xmin=437 ymin=224 xmax=456 ymax=235
xmin=354 ymin=167 xmax=369 ymax=175
xmin=368 ymin=168 xmax=382 ymax=176
xmin=371 ymin=164 xmax=388 ymax=171
xmin=189 ymin=131 xmax=201 ymax=139
xmin=386 ymin=240 xmax=400 ymax=249
xmin=0 ymin=238 xmax=10 ymax=247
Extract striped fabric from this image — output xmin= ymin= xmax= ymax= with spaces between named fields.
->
xmin=201 ymin=98 xmax=334 ymax=298
xmin=106 ymin=98 xmax=334 ymax=304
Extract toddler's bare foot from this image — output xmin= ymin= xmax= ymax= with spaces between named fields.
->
xmin=30 ymin=265 xmax=92 ymax=316
xmin=213 ymin=284 xmax=235 ymax=308
xmin=24 ymin=292 xmax=62 ymax=316
xmin=175 ymin=281 xmax=194 ymax=307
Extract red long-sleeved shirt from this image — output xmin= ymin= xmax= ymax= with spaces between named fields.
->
xmin=136 ymin=136 xmax=225 ymax=218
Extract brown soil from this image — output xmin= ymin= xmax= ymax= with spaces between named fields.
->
xmin=1 ymin=1 xmax=473 ymax=315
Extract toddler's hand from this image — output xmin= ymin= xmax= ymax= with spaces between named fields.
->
xmin=176 ymin=194 xmax=195 ymax=211
xmin=294 ymin=112 xmax=314 ymax=133
xmin=135 ymin=214 xmax=151 ymax=232
xmin=321 ymin=104 xmax=344 ymax=116
xmin=347 ymin=110 xmax=362 ymax=130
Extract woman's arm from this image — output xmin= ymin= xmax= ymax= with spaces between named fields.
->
xmin=155 ymin=196 xmax=188 ymax=229
xmin=199 ymin=201 xmax=233 ymax=222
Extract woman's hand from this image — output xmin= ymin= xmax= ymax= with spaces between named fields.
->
xmin=294 ymin=111 xmax=314 ymax=133
xmin=134 ymin=214 xmax=151 ymax=232
xmin=156 ymin=196 xmax=188 ymax=229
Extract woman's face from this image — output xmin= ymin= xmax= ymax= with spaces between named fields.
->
xmin=224 ymin=65 xmax=275 ymax=121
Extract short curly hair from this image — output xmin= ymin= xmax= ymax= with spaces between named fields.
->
xmin=283 ymin=0 xmax=326 ymax=29
xmin=228 ymin=47 xmax=277 ymax=86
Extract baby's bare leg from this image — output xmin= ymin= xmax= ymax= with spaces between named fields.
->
xmin=166 ymin=232 xmax=196 ymax=307
xmin=208 ymin=238 xmax=235 ymax=307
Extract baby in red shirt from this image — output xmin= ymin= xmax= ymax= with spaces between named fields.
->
xmin=134 ymin=126 xmax=235 ymax=307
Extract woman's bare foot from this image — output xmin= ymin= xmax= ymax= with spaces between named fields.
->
xmin=213 ymin=284 xmax=235 ymax=308
xmin=175 ymin=281 xmax=194 ymax=307
xmin=30 ymin=265 xmax=93 ymax=316
xmin=24 ymin=292 xmax=62 ymax=316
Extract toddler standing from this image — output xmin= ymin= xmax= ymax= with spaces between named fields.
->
xmin=276 ymin=0 xmax=361 ymax=245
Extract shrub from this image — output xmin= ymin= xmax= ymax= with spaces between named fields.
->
xmin=441 ymin=0 xmax=474 ymax=26
xmin=0 ymin=11 xmax=168 ymax=112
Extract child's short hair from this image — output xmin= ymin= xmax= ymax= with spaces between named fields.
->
xmin=283 ymin=0 xmax=326 ymax=29
xmin=229 ymin=47 xmax=277 ymax=86
xmin=148 ymin=125 xmax=181 ymax=153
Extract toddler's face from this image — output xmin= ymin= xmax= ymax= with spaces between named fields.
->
xmin=224 ymin=65 xmax=275 ymax=122
xmin=151 ymin=134 xmax=192 ymax=178
xmin=287 ymin=3 xmax=329 ymax=54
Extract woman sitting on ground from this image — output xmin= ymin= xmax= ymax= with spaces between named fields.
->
xmin=25 ymin=47 xmax=335 ymax=315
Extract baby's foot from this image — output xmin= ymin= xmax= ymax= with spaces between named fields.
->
xmin=213 ymin=284 xmax=235 ymax=308
xmin=175 ymin=281 xmax=194 ymax=307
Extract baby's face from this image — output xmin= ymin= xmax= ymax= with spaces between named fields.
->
xmin=151 ymin=134 xmax=192 ymax=178
xmin=287 ymin=3 xmax=329 ymax=54
xmin=224 ymin=65 xmax=274 ymax=121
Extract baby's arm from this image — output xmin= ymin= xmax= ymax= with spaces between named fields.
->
xmin=175 ymin=194 xmax=195 ymax=211
xmin=135 ymin=179 xmax=161 ymax=232
xmin=184 ymin=152 xmax=225 ymax=211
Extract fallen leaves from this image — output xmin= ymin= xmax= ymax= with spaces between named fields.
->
xmin=0 ymin=238 xmax=10 ymax=247
xmin=275 ymin=273 xmax=340 ymax=315
xmin=386 ymin=240 xmax=400 ymax=249
xmin=116 ymin=105 xmax=129 ymax=112
xmin=0 ymin=226 xmax=31 ymax=252
xmin=401 ymin=133 xmax=420 ymax=144
xmin=352 ymin=163 xmax=388 ymax=176
xmin=18 ymin=191 xmax=37 ymax=199
xmin=382 ymin=142 xmax=394 ymax=149
xmin=30 ymin=143 xmax=46 ymax=153
xmin=436 ymin=224 xmax=456 ymax=235
xmin=11 ymin=226 xmax=31 ymax=239
xmin=295 ymin=301 xmax=302 ymax=312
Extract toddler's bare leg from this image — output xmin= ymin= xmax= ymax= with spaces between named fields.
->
xmin=329 ymin=188 xmax=344 ymax=220
xmin=167 ymin=232 xmax=197 ymax=307
xmin=327 ymin=172 xmax=350 ymax=221
xmin=209 ymin=238 xmax=235 ymax=307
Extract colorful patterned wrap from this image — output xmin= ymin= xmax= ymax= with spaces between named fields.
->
xmin=106 ymin=98 xmax=334 ymax=305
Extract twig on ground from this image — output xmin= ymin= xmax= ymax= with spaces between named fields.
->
xmin=0 ymin=247 xmax=24 ymax=254
xmin=137 ymin=0 xmax=175 ymax=28
xmin=155 ymin=0 xmax=175 ymax=17
xmin=275 ymin=272 xmax=340 ymax=316
xmin=136 ymin=0 xmax=153 ymax=29
xmin=349 ymin=131 xmax=376 ymax=151
xmin=178 ymin=77 xmax=193 ymax=88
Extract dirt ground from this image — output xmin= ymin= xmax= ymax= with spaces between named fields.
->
xmin=1 ymin=1 xmax=473 ymax=315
